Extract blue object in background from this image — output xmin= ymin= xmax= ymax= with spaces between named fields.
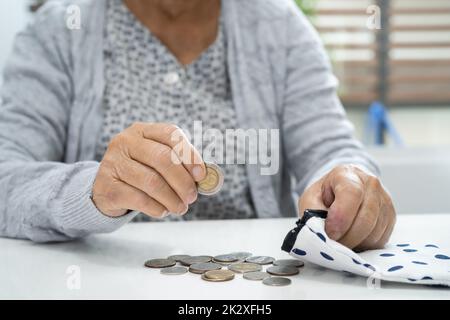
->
xmin=365 ymin=101 xmax=404 ymax=146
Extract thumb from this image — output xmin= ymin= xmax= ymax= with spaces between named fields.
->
xmin=298 ymin=181 xmax=328 ymax=218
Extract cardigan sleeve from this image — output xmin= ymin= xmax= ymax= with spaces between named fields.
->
xmin=0 ymin=2 xmax=136 ymax=242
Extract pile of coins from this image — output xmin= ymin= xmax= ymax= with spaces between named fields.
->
xmin=144 ymin=252 xmax=304 ymax=287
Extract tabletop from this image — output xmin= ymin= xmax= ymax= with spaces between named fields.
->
xmin=1 ymin=213 xmax=449 ymax=300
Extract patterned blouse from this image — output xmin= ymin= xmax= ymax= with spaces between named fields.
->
xmin=95 ymin=0 xmax=256 ymax=221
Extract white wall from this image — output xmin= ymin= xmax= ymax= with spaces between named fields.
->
xmin=0 ymin=0 xmax=29 ymax=86
xmin=369 ymin=147 xmax=450 ymax=214
xmin=347 ymin=106 xmax=450 ymax=147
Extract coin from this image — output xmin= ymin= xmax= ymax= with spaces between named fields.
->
xmin=245 ymin=256 xmax=275 ymax=265
xmin=144 ymin=258 xmax=176 ymax=268
xmin=266 ymin=266 xmax=299 ymax=276
xmin=202 ymin=270 xmax=235 ymax=282
xmin=167 ymin=254 xmax=191 ymax=262
xmin=228 ymin=262 xmax=262 ymax=273
xmin=197 ymin=163 xmax=224 ymax=196
xmin=213 ymin=254 xmax=239 ymax=263
xmin=160 ymin=266 xmax=188 ymax=275
xmin=189 ymin=262 xmax=222 ymax=274
xmin=243 ymin=271 xmax=270 ymax=281
xmin=179 ymin=256 xmax=212 ymax=266
xmin=263 ymin=277 xmax=291 ymax=287
xmin=273 ymin=259 xmax=304 ymax=268
xmin=229 ymin=252 xmax=252 ymax=261
xmin=212 ymin=259 xmax=233 ymax=266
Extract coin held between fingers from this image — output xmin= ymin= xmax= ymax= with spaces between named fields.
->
xmin=197 ymin=163 xmax=224 ymax=196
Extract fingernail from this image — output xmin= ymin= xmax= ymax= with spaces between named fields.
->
xmin=161 ymin=210 xmax=169 ymax=218
xmin=187 ymin=190 xmax=197 ymax=204
xmin=177 ymin=203 xmax=188 ymax=215
xmin=192 ymin=165 xmax=204 ymax=181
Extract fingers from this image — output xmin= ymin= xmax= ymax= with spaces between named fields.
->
xmin=324 ymin=168 xmax=364 ymax=241
xmin=298 ymin=165 xmax=397 ymax=251
xmin=354 ymin=179 xmax=396 ymax=250
xmin=373 ymin=202 xmax=397 ymax=249
xmin=115 ymin=156 xmax=188 ymax=215
xmin=132 ymin=123 xmax=207 ymax=181
xmin=106 ymin=180 xmax=168 ymax=219
xmin=129 ymin=139 xmax=198 ymax=206
xmin=298 ymin=179 xmax=328 ymax=217
xmin=354 ymin=186 xmax=388 ymax=250
xmin=355 ymin=210 xmax=386 ymax=251
xmin=94 ymin=122 xmax=207 ymax=218
xmin=339 ymin=190 xmax=380 ymax=249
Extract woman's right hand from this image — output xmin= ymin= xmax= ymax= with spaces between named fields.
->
xmin=92 ymin=122 xmax=206 ymax=218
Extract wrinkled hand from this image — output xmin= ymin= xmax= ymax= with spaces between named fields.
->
xmin=93 ymin=122 xmax=206 ymax=218
xmin=298 ymin=165 xmax=396 ymax=251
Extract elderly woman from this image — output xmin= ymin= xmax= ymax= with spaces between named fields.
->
xmin=0 ymin=0 xmax=395 ymax=248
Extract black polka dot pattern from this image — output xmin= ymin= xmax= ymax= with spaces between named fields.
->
xmin=293 ymin=249 xmax=306 ymax=256
xmin=387 ymin=265 xmax=404 ymax=272
xmin=287 ymin=216 xmax=450 ymax=286
xmin=320 ymin=252 xmax=334 ymax=261
xmin=96 ymin=0 xmax=256 ymax=222
xmin=380 ymin=253 xmax=395 ymax=257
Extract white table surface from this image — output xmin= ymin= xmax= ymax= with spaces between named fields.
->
xmin=1 ymin=214 xmax=449 ymax=300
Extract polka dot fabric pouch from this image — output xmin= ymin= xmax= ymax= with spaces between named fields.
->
xmin=282 ymin=210 xmax=450 ymax=287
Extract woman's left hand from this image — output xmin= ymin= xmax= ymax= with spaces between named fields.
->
xmin=298 ymin=165 xmax=396 ymax=251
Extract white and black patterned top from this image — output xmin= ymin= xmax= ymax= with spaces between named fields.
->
xmin=95 ymin=0 xmax=256 ymax=221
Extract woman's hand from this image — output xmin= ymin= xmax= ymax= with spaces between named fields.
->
xmin=298 ymin=165 xmax=396 ymax=251
xmin=92 ymin=122 xmax=206 ymax=218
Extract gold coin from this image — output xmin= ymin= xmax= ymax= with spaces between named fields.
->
xmin=197 ymin=163 xmax=224 ymax=196
xmin=202 ymin=270 xmax=235 ymax=282
xmin=227 ymin=262 xmax=262 ymax=273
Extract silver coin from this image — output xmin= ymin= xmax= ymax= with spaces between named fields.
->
xmin=243 ymin=271 xmax=271 ymax=281
xmin=228 ymin=262 xmax=262 ymax=273
xmin=213 ymin=254 xmax=239 ymax=263
xmin=167 ymin=254 xmax=191 ymax=262
xmin=212 ymin=259 xmax=233 ymax=266
xmin=189 ymin=262 xmax=222 ymax=274
xmin=273 ymin=259 xmax=304 ymax=268
xmin=144 ymin=258 xmax=176 ymax=268
xmin=229 ymin=252 xmax=253 ymax=261
xmin=267 ymin=266 xmax=299 ymax=276
xmin=263 ymin=277 xmax=291 ymax=287
xmin=245 ymin=256 xmax=275 ymax=265
xmin=160 ymin=266 xmax=188 ymax=275
xmin=180 ymin=255 xmax=212 ymax=266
